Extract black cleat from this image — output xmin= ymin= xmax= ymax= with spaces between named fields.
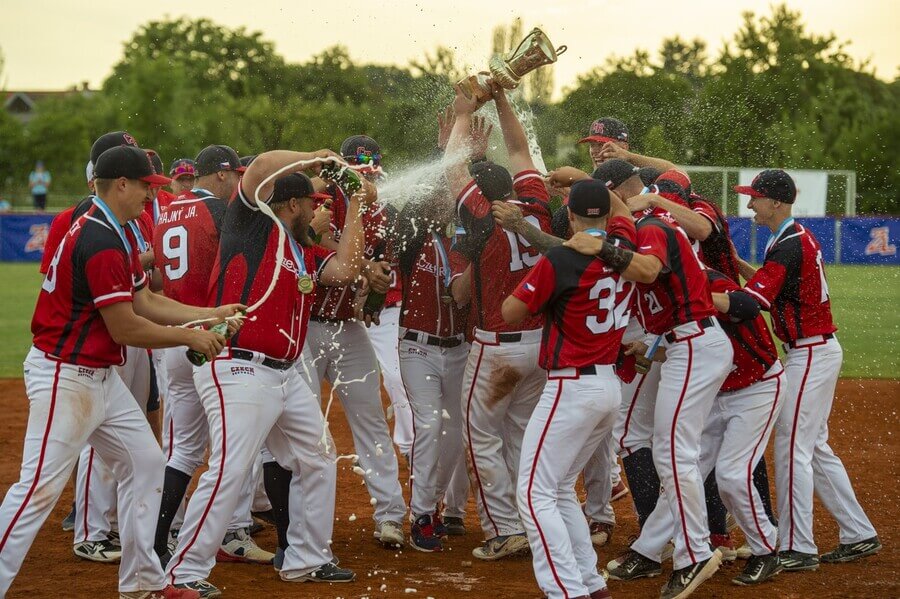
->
xmin=778 ymin=550 xmax=819 ymax=571
xmin=821 ymin=536 xmax=881 ymax=563
xmin=606 ymin=550 xmax=662 ymax=581
xmin=732 ymin=552 xmax=783 ymax=586
xmin=659 ymin=550 xmax=722 ymax=599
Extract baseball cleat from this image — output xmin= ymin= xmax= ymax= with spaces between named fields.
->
xmin=606 ymin=550 xmax=662 ymax=580
xmin=432 ymin=511 xmax=448 ymax=538
xmin=443 ymin=516 xmax=467 ymax=536
xmin=778 ymin=550 xmax=819 ymax=571
xmin=611 ymin=479 xmax=630 ymax=502
xmin=590 ymin=522 xmax=613 ymax=547
xmin=120 ymin=585 xmax=201 ymax=599
xmin=732 ymin=552 xmax=783 ymax=586
xmin=374 ymin=520 xmax=405 ymax=547
xmin=411 ymin=514 xmax=443 ymax=552
xmin=216 ymin=528 xmax=274 ymax=564
xmin=710 ymin=533 xmax=737 ymax=562
xmin=280 ymin=561 xmax=356 ymax=583
xmin=659 ymin=548 xmax=722 ymax=599
xmin=61 ymin=502 xmax=76 ymax=532
xmin=74 ymin=539 xmax=122 ymax=563
xmin=736 ymin=542 xmax=752 ymax=560
xmin=273 ymin=547 xmax=284 ymax=572
xmin=173 ymin=580 xmax=221 ymax=598
xmin=820 ymin=536 xmax=882 ymax=563
xmin=472 ymin=533 xmax=530 ymax=560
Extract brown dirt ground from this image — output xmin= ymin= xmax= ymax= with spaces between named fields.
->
xmin=0 ymin=377 xmax=897 ymax=599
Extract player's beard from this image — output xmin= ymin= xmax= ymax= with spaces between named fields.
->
xmin=292 ymin=214 xmax=312 ymax=246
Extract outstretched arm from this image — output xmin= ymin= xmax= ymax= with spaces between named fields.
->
xmin=492 ymin=84 xmax=534 ymax=174
xmin=444 ymin=85 xmax=484 ymax=198
xmin=241 ymin=149 xmax=340 ymax=204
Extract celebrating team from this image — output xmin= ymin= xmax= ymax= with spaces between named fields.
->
xmin=0 ymin=76 xmax=880 ymax=599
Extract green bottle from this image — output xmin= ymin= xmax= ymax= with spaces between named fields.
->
xmin=186 ymin=321 xmax=230 ymax=366
xmin=320 ymin=164 xmax=363 ymax=194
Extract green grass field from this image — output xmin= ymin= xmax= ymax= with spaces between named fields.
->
xmin=0 ymin=263 xmax=897 ymax=379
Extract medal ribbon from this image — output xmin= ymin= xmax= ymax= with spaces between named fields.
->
xmin=765 ymin=217 xmax=795 ymax=255
xmin=432 ymin=231 xmax=452 ymax=289
xmin=91 ymin=196 xmax=132 ymax=260
xmin=127 ymin=221 xmax=148 ymax=253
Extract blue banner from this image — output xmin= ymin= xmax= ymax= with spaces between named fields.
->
xmin=0 ymin=213 xmax=55 ymax=262
xmin=725 ymin=217 xmax=752 ymax=261
xmin=841 ymin=217 xmax=900 ymax=265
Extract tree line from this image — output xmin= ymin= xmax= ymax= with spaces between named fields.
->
xmin=0 ymin=4 xmax=896 ymax=213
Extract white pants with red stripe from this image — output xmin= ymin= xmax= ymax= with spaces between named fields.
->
xmin=612 ymin=360 xmax=662 ymax=458
xmin=398 ymin=332 xmax=468 ymax=518
xmin=518 ymin=368 xmax=620 ymax=599
xmin=366 ymin=306 xmax=414 ymax=456
xmin=442 ymin=447 xmax=471 ymax=519
xmin=581 ymin=434 xmax=616 ymax=526
xmin=167 ymin=354 xmax=336 ymax=584
xmin=74 ymin=344 xmax=151 ymax=545
xmin=633 ymin=362 xmax=783 ymax=560
xmin=775 ymin=337 xmax=876 ymax=554
xmin=649 ymin=322 xmax=732 ymax=570
xmin=0 ymin=348 xmax=166 ymax=595
xmin=463 ymin=329 xmax=546 ymax=539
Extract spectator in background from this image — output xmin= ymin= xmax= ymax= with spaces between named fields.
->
xmin=28 ymin=161 xmax=52 ymax=211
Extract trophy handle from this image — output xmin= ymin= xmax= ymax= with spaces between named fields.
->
xmin=556 ymin=45 xmax=567 ymax=56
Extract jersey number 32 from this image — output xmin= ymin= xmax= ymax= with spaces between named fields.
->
xmin=587 ymin=277 xmax=635 ymax=334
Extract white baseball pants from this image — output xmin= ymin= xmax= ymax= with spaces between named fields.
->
xmin=366 ymin=306 xmax=414 ymax=456
xmin=518 ymin=368 xmax=619 ymax=599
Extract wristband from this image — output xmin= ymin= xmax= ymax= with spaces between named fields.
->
xmin=597 ymin=241 xmax=634 ymax=273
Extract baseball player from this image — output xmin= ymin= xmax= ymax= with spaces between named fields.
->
xmin=736 ymin=170 xmax=880 ymax=570
xmin=444 ymin=81 xmax=552 ymax=560
xmin=504 ymin=180 xmax=636 ymax=599
xmin=565 ymin=182 xmax=733 ymax=599
xmin=298 ymin=135 xmax=407 ymax=548
xmin=152 ymin=145 xmax=273 ymax=567
xmin=0 ymin=145 xmax=241 ymax=599
xmin=166 ymin=153 xmax=375 ymax=595
xmin=393 ymin=189 xmax=470 ymax=552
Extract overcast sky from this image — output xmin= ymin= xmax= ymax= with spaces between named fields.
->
xmin=2 ymin=0 xmax=897 ymax=98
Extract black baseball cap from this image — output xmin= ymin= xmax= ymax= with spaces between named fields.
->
xmin=90 ymin=131 xmax=139 ymax=164
xmin=195 ymin=145 xmax=246 ymax=177
xmin=578 ymin=117 xmax=629 ymax=145
xmin=470 ymin=161 xmax=513 ymax=201
xmin=734 ymin=169 xmax=796 ymax=204
xmin=146 ymin=150 xmax=164 ymax=176
xmin=657 ymin=169 xmax=692 ymax=195
xmin=271 ymin=173 xmax=330 ymax=204
xmin=638 ymin=166 xmax=662 ymax=187
xmin=340 ymin=135 xmax=381 ymax=165
xmin=568 ymin=179 xmax=611 ymax=218
xmin=169 ymin=158 xmax=196 ymax=179
xmin=239 ymin=155 xmax=257 ymax=168
xmin=652 ymin=179 xmax=689 ymax=204
xmin=591 ymin=159 xmax=639 ymax=190
xmin=93 ymin=146 xmax=172 ymax=186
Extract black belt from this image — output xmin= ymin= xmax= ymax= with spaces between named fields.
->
xmin=231 ymin=349 xmax=294 ymax=371
xmin=787 ymin=333 xmax=833 ymax=349
xmin=497 ymin=332 xmax=522 ymax=343
xmin=310 ymin=315 xmax=344 ymax=324
xmin=404 ymin=331 xmax=464 ymax=349
xmin=577 ymin=365 xmax=599 ymax=375
xmin=664 ymin=316 xmax=715 ymax=343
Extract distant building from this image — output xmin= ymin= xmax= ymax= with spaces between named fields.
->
xmin=3 ymin=83 xmax=95 ymax=123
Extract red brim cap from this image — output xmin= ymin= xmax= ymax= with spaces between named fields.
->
xmin=310 ymin=192 xmax=331 ymax=200
xmin=172 ymin=172 xmax=196 ymax=180
xmin=235 ymin=166 xmax=247 ymax=173
xmin=142 ymin=173 xmax=173 ymax=186
xmin=733 ymin=185 xmax=766 ymax=198
xmin=578 ymin=135 xmax=618 ymax=144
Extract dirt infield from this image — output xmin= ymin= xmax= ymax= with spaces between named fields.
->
xmin=0 ymin=377 xmax=896 ymax=598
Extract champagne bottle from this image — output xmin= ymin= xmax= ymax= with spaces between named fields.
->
xmin=320 ymin=164 xmax=363 ymax=194
xmin=186 ymin=321 xmax=230 ymax=367
xmin=363 ymin=289 xmax=386 ymax=317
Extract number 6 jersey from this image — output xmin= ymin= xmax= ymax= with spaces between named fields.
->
xmin=456 ymin=169 xmax=552 ymax=333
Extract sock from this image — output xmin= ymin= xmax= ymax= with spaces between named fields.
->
xmin=263 ymin=461 xmax=292 ymax=550
xmin=704 ymin=468 xmax=728 ymax=535
xmin=621 ymin=448 xmax=660 ymax=528
xmin=753 ymin=458 xmax=777 ymax=527
xmin=155 ymin=466 xmax=191 ymax=557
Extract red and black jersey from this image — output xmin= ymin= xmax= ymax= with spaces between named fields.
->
xmin=153 ymin=189 xmax=226 ymax=306
xmin=380 ymin=203 xmax=403 ymax=307
xmin=209 ymin=186 xmax=334 ymax=361
xmin=690 ymin=194 xmax=740 ymax=282
xmin=707 ymin=270 xmax=779 ymax=392
xmin=311 ymin=183 xmax=387 ymax=320
xmin=147 ymin=188 xmax=178 ymax=225
xmin=40 ymin=197 xmax=93 ymax=274
xmin=633 ymin=215 xmax=716 ymax=335
xmin=32 ymin=202 xmax=147 ymax=367
xmin=456 ymin=169 xmax=552 ymax=333
xmin=743 ymin=219 xmax=836 ymax=344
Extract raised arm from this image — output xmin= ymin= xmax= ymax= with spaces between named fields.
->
xmin=600 ymin=143 xmax=677 ymax=172
xmin=241 ymin=149 xmax=340 ymax=205
xmin=320 ymin=179 xmax=378 ymax=286
xmin=492 ymin=84 xmax=534 ymax=174
xmin=444 ymin=85 xmax=483 ymax=198
xmin=629 ymin=193 xmax=712 ymax=241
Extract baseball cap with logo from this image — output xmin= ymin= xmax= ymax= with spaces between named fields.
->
xmin=270 ymin=173 xmax=331 ymax=204
xmin=195 ymin=145 xmax=246 ymax=177
xmin=169 ymin=158 xmax=196 ymax=179
xmin=578 ymin=117 xmax=629 ymax=145
xmin=93 ymin=146 xmax=172 ymax=186
xmin=733 ymin=169 xmax=797 ymax=204
xmin=657 ymin=169 xmax=692 ymax=195
xmin=591 ymin=159 xmax=639 ymax=190
xmin=90 ymin=131 xmax=139 ymax=164
xmin=568 ymin=179 xmax=611 ymax=218
xmin=340 ymin=135 xmax=382 ymax=166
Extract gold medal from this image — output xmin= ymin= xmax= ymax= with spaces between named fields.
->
xmin=297 ymin=275 xmax=314 ymax=295
xmin=441 ymin=294 xmax=453 ymax=305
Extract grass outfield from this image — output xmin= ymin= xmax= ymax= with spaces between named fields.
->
xmin=0 ymin=263 xmax=897 ymax=379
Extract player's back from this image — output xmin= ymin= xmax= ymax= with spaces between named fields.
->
xmin=153 ymin=190 xmax=225 ymax=306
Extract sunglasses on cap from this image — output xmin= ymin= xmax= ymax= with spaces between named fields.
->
xmin=353 ymin=152 xmax=381 ymax=166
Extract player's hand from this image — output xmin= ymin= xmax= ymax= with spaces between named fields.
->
xmin=357 ymin=307 xmax=381 ymax=328
xmin=310 ymin=199 xmax=333 ymax=237
xmin=487 ymin=77 xmax=506 ymax=101
xmin=310 ymin=149 xmax=343 ymax=174
xmin=453 ymin=83 xmax=481 ymax=116
xmin=209 ymin=304 xmax=247 ymax=335
xmin=364 ymin=261 xmax=391 ymax=294
xmin=547 ymin=167 xmax=590 ymax=188
xmin=351 ymin=177 xmax=378 ymax=205
xmin=623 ymin=340 xmax=648 ymax=357
xmin=491 ymin=201 xmax=525 ymax=234
xmin=186 ymin=328 xmax=227 ymax=363
xmin=599 ymin=141 xmax=632 ymax=163
xmin=437 ymin=105 xmax=454 ymax=151
xmin=564 ymin=231 xmax=604 ymax=256
xmin=469 ymin=116 xmax=494 ymax=160
xmin=626 ymin=194 xmax=657 ymax=213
